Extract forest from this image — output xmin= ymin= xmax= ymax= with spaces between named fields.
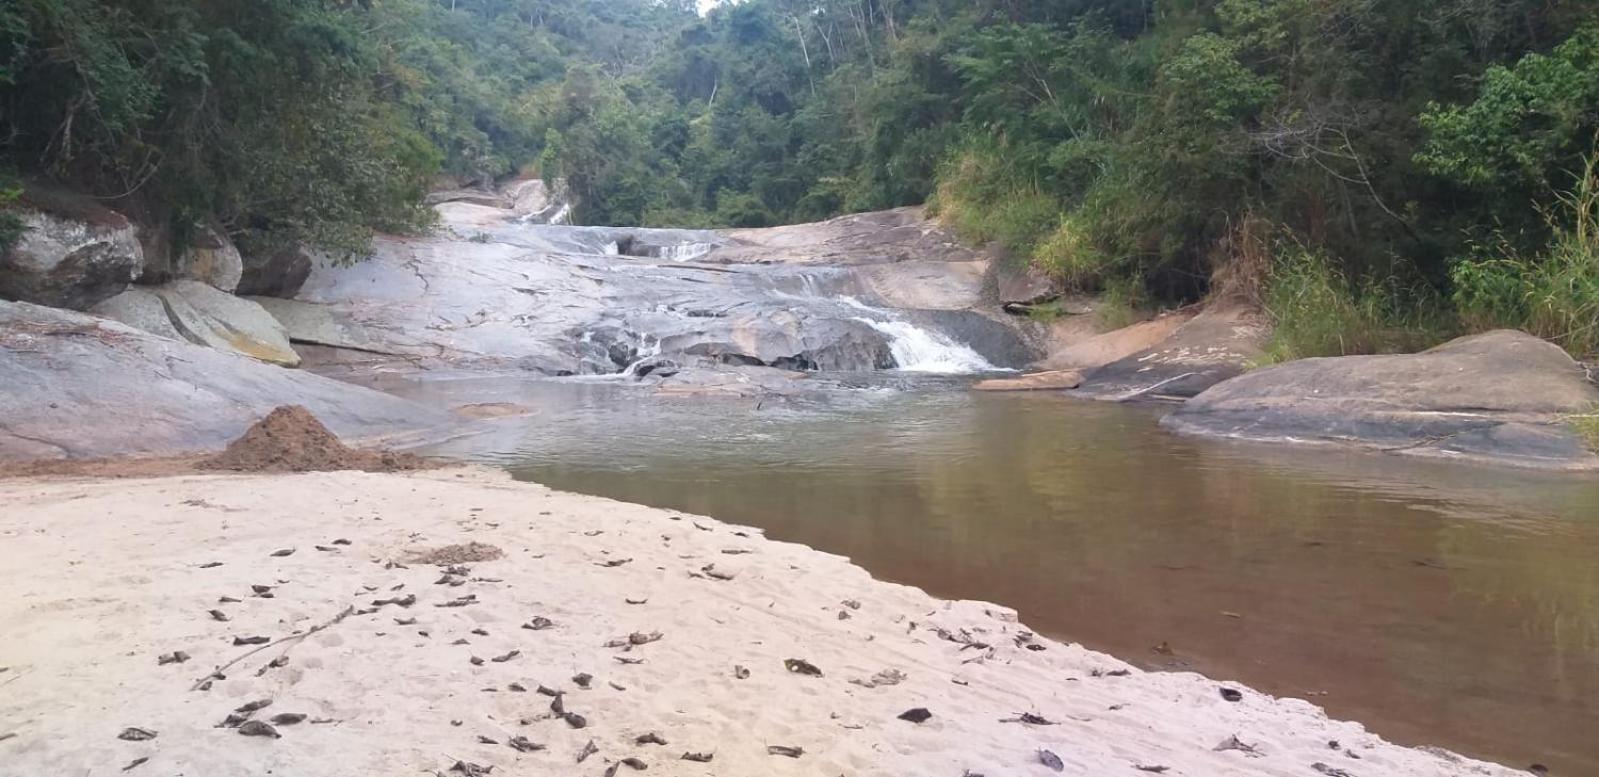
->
xmin=2 ymin=0 xmax=1597 ymax=358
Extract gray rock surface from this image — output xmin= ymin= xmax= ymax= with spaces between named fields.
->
xmin=237 ymin=244 xmax=316 ymax=298
xmin=93 ymin=281 xmax=301 ymax=367
xmin=1074 ymin=305 xmax=1266 ymax=399
xmin=89 ymin=286 xmax=185 ymax=341
xmin=0 ymin=301 xmax=451 ymax=460
xmin=175 ymin=221 xmax=243 ymax=292
xmin=990 ymin=259 xmax=1056 ymax=306
xmin=1163 ymin=330 xmax=1599 ymax=470
xmin=266 ymin=199 xmax=1038 ymax=377
xmin=0 ymin=202 xmax=143 ymax=309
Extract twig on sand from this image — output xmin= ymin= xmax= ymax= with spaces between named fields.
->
xmin=191 ymin=605 xmax=355 ymax=690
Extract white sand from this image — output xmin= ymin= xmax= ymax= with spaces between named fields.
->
xmin=0 ymin=468 xmax=1518 ymax=777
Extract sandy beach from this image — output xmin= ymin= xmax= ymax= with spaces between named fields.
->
xmin=0 ymin=465 xmax=1526 ymax=777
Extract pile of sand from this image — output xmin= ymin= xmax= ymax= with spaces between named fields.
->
xmin=198 ymin=405 xmax=428 ymax=473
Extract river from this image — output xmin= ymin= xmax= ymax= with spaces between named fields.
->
xmin=407 ymin=376 xmax=1599 ymax=773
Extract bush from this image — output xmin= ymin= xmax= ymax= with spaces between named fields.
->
xmin=1451 ymin=152 xmax=1599 ymax=359
xmin=1032 ymin=213 xmax=1116 ymax=290
xmin=933 ymin=140 xmax=1060 ymax=255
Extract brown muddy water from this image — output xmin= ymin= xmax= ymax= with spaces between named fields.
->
xmin=413 ymin=378 xmax=1599 ymax=773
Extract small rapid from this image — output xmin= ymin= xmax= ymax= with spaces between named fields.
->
xmin=854 ymin=317 xmax=1001 ymax=374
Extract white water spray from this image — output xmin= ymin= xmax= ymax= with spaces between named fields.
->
xmin=853 ymin=317 xmax=1001 ymax=374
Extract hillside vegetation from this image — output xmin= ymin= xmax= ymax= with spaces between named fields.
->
xmin=3 ymin=0 xmax=1596 ymax=357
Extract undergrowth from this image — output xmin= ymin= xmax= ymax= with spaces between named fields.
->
xmin=1257 ymin=244 xmax=1455 ymax=365
xmin=1451 ymin=151 xmax=1599 ymax=360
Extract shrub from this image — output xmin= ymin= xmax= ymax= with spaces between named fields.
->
xmin=1451 ymin=151 xmax=1599 ymax=359
xmin=1032 ymin=214 xmax=1116 ymax=290
xmin=933 ymin=140 xmax=1061 ymax=255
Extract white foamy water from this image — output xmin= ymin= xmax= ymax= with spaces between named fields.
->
xmin=855 ymin=318 xmax=1000 ymax=374
xmin=657 ymin=242 xmax=713 ymax=262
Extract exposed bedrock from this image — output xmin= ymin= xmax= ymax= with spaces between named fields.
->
xmin=1164 ymin=330 xmax=1599 ymax=470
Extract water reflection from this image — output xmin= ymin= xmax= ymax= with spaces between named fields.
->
xmin=415 ymin=380 xmax=1599 ymax=772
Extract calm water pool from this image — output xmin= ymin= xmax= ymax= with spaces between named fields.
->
xmin=411 ymin=378 xmax=1599 ymax=772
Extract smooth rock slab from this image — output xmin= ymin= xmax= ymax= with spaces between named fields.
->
xmin=0 ymin=301 xmax=450 ymax=460
xmin=1075 ymin=305 xmax=1265 ymax=400
xmin=1163 ymin=330 xmax=1599 ymax=470
xmin=93 ymin=281 xmax=301 ymax=367
xmin=973 ymin=370 xmax=1084 ymax=392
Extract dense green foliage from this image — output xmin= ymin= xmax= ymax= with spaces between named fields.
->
xmin=3 ymin=0 xmax=1596 ymax=356
xmin=0 ymin=0 xmax=693 ymax=256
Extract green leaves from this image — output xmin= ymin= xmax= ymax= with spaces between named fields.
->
xmin=1418 ymin=26 xmax=1599 ymax=189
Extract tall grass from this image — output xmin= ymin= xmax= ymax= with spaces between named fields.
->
xmin=1451 ymin=151 xmax=1599 ymax=360
xmin=931 ymin=146 xmax=1059 ymax=255
xmin=1258 ymin=244 xmax=1454 ymax=364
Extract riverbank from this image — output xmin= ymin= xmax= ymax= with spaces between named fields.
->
xmin=0 ymin=466 xmax=1524 ymax=776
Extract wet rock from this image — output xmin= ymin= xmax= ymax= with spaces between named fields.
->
xmin=0 ymin=194 xmax=143 ymax=310
xmin=1166 ymin=330 xmax=1599 ymax=470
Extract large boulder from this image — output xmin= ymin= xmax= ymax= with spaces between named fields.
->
xmin=1163 ymin=330 xmax=1599 ymax=470
xmin=0 ymin=301 xmax=450 ymax=460
xmin=174 ymin=221 xmax=243 ymax=292
xmin=91 ymin=280 xmax=300 ymax=367
xmin=236 ymin=244 xmax=315 ymax=298
xmin=0 ymin=196 xmax=143 ymax=310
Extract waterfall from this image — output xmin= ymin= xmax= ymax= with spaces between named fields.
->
xmin=854 ymin=317 xmax=1001 ymax=374
xmin=619 ymin=333 xmax=663 ymax=377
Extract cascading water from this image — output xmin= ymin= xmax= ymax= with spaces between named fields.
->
xmin=853 ymin=317 xmax=1001 ymax=374
xmin=619 ymin=333 xmax=663 ymax=377
xmin=655 ymin=243 xmax=714 ymax=262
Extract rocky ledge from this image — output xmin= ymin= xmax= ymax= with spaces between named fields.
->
xmin=1163 ymin=330 xmax=1599 ymax=470
xmin=0 ymin=301 xmax=449 ymax=460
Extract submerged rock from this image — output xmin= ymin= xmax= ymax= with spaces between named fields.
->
xmin=0 ymin=193 xmax=143 ymax=310
xmin=0 ymin=301 xmax=447 ymax=460
xmin=1163 ymin=330 xmax=1599 ymax=470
